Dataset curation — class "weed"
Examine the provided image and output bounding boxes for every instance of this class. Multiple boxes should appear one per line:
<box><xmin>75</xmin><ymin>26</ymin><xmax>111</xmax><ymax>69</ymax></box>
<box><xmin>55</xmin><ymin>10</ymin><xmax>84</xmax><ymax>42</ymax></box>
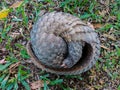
<box><xmin>118</xmin><ymin>85</ymin><xmax>120</xmax><ymax>90</ymax></box>
<box><xmin>39</xmin><ymin>74</ymin><xmax>63</xmax><ymax>89</ymax></box>
<box><xmin>65</xmin><ymin>75</ymin><xmax>83</xmax><ymax>80</ymax></box>
<box><xmin>0</xmin><ymin>60</ymin><xmax>30</xmax><ymax>90</ymax></box>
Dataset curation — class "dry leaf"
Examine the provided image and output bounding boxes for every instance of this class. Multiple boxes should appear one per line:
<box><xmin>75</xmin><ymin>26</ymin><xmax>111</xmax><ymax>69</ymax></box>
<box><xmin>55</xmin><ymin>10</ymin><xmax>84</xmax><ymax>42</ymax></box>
<box><xmin>9</xmin><ymin>32</ymin><xmax>20</xmax><ymax>38</ymax></box>
<box><xmin>103</xmin><ymin>34</ymin><xmax>116</xmax><ymax>41</ymax></box>
<box><xmin>100</xmin><ymin>0</ymin><xmax>110</xmax><ymax>6</ymax></box>
<box><xmin>104</xmin><ymin>0</ymin><xmax>110</xmax><ymax>6</ymax></box>
<box><xmin>101</xmin><ymin>45</ymin><xmax>110</xmax><ymax>51</ymax></box>
<box><xmin>0</xmin><ymin>9</ymin><xmax>10</xmax><ymax>19</ymax></box>
<box><xmin>9</xmin><ymin>62</ymin><xmax>20</xmax><ymax>74</ymax></box>
<box><xmin>0</xmin><ymin>59</ymin><xmax>7</xmax><ymax>64</ymax></box>
<box><xmin>93</xmin><ymin>23</ymin><xmax>103</xmax><ymax>29</ymax></box>
<box><xmin>99</xmin><ymin>79</ymin><xmax>104</xmax><ymax>84</ymax></box>
<box><xmin>30</xmin><ymin>80</ymin><xmax>49</xmax><ymax>90</ymax></box>
<box><xmin>98</xmin><ymin>10</ymin><xmax>107</xmax><ymax>17</ymax></box>
<box><xmin>10</xmin><ymin>1</ymin><xmax>23</xmax><ymax>8</ymax></box>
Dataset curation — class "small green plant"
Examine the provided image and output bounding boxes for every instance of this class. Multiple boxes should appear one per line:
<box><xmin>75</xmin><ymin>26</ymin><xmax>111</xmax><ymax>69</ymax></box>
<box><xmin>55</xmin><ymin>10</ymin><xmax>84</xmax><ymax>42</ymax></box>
<box><xmin>0</xmin><ymin>60</ymin><xmax>30</xmax><ymax>90</ymax></box>
<box><xmin>15</xmin><ymin>43</ymin><xmax>30</xmax><ymax>59</ymax></box>
<box><xmin>118</xmin><ymin>85</ymin><xmax>120</xmax><ymax>90</ymax></box>
<box><xmin>108</xmin><ymin>72</ymin><xmax>119</xmax><ymax>80</ymax></box>
<box><xmin>40</xmin><ymin>74</ymin><xmax>63</xmax><ymax>89</ymax></box>
<box><xmin>65</xmin><ymin>75</ymin><xmax>83</xmax><ymax>80</ymax></box>
<box><xmin>115</xmin><ymin>46</ymin><xmax>120</xmax><ymax>57</ymax></box>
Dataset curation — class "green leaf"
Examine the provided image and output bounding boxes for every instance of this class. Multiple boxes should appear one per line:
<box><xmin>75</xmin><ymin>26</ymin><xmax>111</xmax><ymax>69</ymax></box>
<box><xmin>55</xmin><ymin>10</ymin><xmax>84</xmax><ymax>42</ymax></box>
<box><xmin>117</xmin><ymin>12</ymin><xmax>120</xmax><ymax>21</ymax></box>
<box><xmin>21</xmin><ymin>74</ymin><xmax>30</xmax><ymax>81</ymax></box>
<box><xmin>118</xmin><ymin>85</ymin><xmax>120</xmax><ymax>90</ymax></box>
<box><xmin>65</xmin><ymin>75</ymin><xmax>83</xmax><ymax>80</ymax></box>
<box><xmin>20</xmin><ymin>49</ymin><xmax>30</xmax><ymax>59</ymax></box>
<box><xmin>6</xmin><ymin>77</ymin><xmax>17</xmax><ymax>90</ymax></box>
<box><xmin>50</xmin><ymin>79</ymin><xmax>63</xmax><ymax>85</ymax></box>
<box><xmin>0</xmin><ymin>62</ymin><xmax>12</xmax><ymax>71</ymax></box>
<box><xmin>1</xmin><ymin>25</ymin><xmax>12</xmax><ymax>39</ymax></box>
<box><xmin>13</xmin><ymin>80</ymin><xmax>18</xmax><ymax>90</ymax></box>
<box><xmin>6</xmin><ymin>83</ymin><xmax>14</xmax><ymax>90</ymax></box>
<box><xmin>21</xmin><ymin>8</ymin><xmax>28</xmax><ymax>27</ymax></box>
<box><xmin>15</xmin><ymin>43</ymin><xmax>24</xmax><ymax>48</ymax></box>
<box><xmin>21</xmin><ymin>80</ymin><xmax>30</xmax><ymax>90</ymax></box>
<box><xmin>12</xmin><ymin>18</ymin><xmax>22</xmax><ymax>22</ymax></box>
<box><xmin>115</xmin><ymin>46</ymin><xmax>120</xmax><ymax>56</ymax></box>
<box><xmin>0</xmin><ymin>74</ymin><xmax>6</xmax><ymax>82</ymax></box>
<box><xmin>1</xmin><ymin>74</ymin><xmax>10</xmax><ymax>89</ymax></box>
<box><xmin>43</xmin><ymin>81</ymin><xmax>49</xmax><ymax>90</ymax></box>
<box><xmin>6</xmin><ymin>55</ymin><xmax>19</xmax><ymax>62</ymax></box>
<box><xmin>60</xmin><ymin>0</ymin><xmax>71</xmax><ymax>7</ymax></box>
<box><xmin>80</xmin><ymin>14</ymin><xmax>91</xmax><ymax>19</ymax></box>
<box><xmin>89</xmin><ymin>3</ymin><xmax>94</xmax><ymax>13</ymax></box>
<box><xmin>40</xmin><ymin>74</ymin><xmax>50</xmax><ymax>81</ymax></box>
<box><xmin>17</xmin><ymin>66</ymin><xmax>22</xmax><ymax>81</ymax></box>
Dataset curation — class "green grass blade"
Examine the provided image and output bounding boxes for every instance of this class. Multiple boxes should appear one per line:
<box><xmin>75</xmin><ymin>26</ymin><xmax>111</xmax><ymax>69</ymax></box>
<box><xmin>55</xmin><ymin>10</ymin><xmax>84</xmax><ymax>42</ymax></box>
<box><xmin>21</xmin><ymin>80</ymin><xmax>30</xmax><ymax>90</ymax></box>
<box><xmin>0</xmin><ymin>62</ymin><xmax>12</xmax><ymax>71</ymax></box>
<box><xmin>50</xmin><ymin>79</ymin><xmax>63</xmax><ymax>85</ymax></box>
<box><xmin>1</xmin><ymin>74</ymin><xmax>10</xmax><ymax>89</ymax></box>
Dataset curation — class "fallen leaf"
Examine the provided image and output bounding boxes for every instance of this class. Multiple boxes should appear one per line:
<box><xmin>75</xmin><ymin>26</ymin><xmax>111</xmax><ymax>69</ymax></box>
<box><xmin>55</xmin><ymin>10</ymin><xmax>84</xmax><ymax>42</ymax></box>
<box><xmin>101</xmin><ymin>45</ymin><xmax>110</xmax><ymax>51</ymax></box>
<box><xmin>86</xmin><ymin>85</ymin><xmax>94</xmax><ymax>90</ymax></box>
<box><xmin>104</xmin><ymin>0</ymin><xmax>110</xmax><ymax>6</ymax></box>
<box><xmin>10</xmin><ymin>1</ymin><xmax>23</xmax><ymax>8</ymax></box>
<box><xmin>99</xmin><ymin>79</ymin><xmax>104</xmax><ymax>84</ymax></box>
<box><xmin>98</xmin><ymin>10</ymin><xmax>108</xmax><ymax>17</ymax></box>
<box><xmin>30</xmin><ymin>80</ymin><xmax>49</xmax><ymax>90</ymax></box>
<box><xmin>99</xmin><ymin>0</ymin><xmax>109</xmax><ymax>6</ymax></box>
<box><xmin>9</xmin><ymin>62</ymin><xmax>20</xmax><ymax>74</ymax></box>
<box><xmin>0</xmin><ymin>59</ymin><xmax>7</xmax><ymax>64</ymax></box>
<box><xmin>9</xmin><ymin>32</ymin><xmax>20</xmax><ymax>38</ymax></box>
<box><xmin>103</xmin><ymin>34</ymin><xmax>116</xmax><ymax>41</ymax></box>
<box><xmin>0</xmin><ymin>9</ymin><xmax>10</xmax><ymax>19</ymax></box>
<box><xmin>93</xmin><ymin>23</ymin><xmax>103</xmax><ymax>29</ymax></box>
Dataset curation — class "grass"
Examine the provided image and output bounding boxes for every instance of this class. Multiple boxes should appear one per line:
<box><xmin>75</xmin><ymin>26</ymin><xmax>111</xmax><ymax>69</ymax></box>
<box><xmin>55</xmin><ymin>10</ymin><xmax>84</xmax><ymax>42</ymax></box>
<box><xmin>0</xmin><ymin>0</ymin><xmax>120</xmax><ymax>90</ymax></box>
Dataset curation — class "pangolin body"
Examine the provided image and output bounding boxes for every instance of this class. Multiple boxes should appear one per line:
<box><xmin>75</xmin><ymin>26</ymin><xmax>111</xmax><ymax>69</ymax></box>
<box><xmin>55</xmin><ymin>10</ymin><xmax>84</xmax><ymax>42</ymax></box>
<box><xmin>29</xmin><ymin>11</ymin><xmax>100</xmax><ymax>74</ymax></box>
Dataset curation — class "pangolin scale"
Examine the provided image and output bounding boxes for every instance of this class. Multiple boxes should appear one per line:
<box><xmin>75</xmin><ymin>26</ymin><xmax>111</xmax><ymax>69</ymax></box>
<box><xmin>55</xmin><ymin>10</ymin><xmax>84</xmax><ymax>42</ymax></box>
<box><xmin>27</xmin><ymin>11</ymin><xmax>100</xmax><ymax>75</ymax></box>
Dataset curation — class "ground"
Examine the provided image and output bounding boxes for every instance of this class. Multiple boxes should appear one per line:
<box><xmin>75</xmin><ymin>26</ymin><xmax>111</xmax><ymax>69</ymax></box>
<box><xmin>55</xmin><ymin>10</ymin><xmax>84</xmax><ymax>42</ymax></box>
<box><xmin>0</xmin><ymin>0</ymin><xmax>120</xmax><ymax>90</ymax></box>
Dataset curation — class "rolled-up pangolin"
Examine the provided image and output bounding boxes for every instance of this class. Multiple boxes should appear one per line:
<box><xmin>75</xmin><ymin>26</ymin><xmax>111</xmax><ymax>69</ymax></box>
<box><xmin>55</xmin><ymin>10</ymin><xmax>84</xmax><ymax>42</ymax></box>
<box><xmin>30</xmin><ymin>11</ymin><xmax>100</xmax><ymax>74</ymax></box>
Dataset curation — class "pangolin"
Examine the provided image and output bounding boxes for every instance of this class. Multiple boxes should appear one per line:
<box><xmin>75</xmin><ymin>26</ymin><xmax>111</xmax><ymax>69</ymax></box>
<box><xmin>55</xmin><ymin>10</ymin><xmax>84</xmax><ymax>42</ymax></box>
<box><xmin>28</xmin><ymin>11</ymin><xmax>100</xmax><ymax>75</ymax></box>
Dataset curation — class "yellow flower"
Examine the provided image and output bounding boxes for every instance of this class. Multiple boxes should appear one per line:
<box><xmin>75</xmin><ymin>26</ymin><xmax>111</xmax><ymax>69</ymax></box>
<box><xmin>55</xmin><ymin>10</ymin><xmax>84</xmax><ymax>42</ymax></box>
<box><xmin>0</xmin><ymin>9</ymin><xmax>10</xmax><ymax>19</ymax></box>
